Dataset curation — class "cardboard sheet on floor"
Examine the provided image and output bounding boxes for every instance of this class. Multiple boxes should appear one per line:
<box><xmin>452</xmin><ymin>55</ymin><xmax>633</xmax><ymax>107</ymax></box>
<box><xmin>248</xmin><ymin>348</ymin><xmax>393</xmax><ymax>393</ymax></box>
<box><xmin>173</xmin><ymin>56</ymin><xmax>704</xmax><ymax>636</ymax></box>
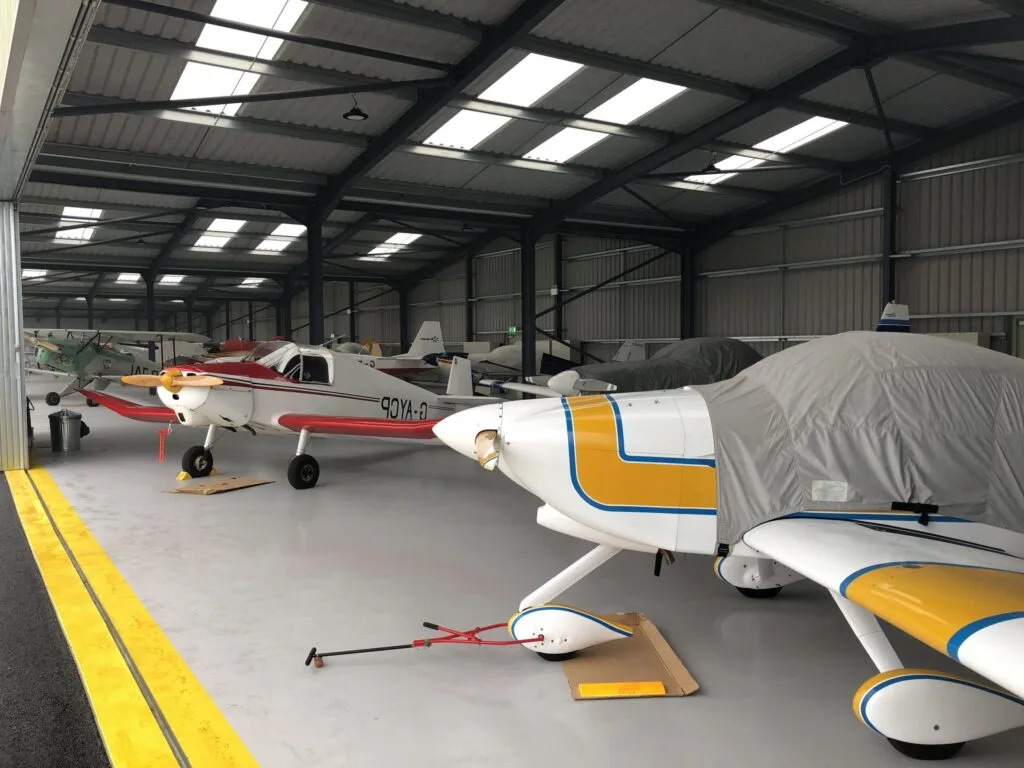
<box><xmin>166</xmin><ymin>476</ymin><xmax>273</xmax><ymax>495</ymax></box>
<box><xmin>561</xmin><ymin>612</ymin><xmax>698</xmax><ymax>700</ymax></box>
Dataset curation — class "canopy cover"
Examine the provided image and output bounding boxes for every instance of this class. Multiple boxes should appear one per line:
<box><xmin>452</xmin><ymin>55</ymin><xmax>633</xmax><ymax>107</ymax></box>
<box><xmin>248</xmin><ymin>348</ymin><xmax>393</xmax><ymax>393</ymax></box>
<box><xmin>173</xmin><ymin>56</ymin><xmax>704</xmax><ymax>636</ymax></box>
<box><xmin>572</xmin><ymin>337</ymin><xmax>763</xmax><ymax>392</ymax></box>
<box><xmin>691</xmin><ymin>331</ymin><xmax>1024</xmax><ymax>545</ymax></box>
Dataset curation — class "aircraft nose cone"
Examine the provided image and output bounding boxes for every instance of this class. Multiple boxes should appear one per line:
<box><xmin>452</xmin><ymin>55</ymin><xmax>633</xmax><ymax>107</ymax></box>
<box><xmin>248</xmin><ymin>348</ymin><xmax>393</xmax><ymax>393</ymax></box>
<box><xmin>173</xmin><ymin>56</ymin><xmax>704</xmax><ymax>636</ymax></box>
<box><xmin>546</xmin><ymin>370</ymin><xmax>580</xmax><ymax>396</ymax></box>
<box><xmin>432</xmin><ymin>403</ymin><xmax>502</xmax><ymax>462</ymax></box>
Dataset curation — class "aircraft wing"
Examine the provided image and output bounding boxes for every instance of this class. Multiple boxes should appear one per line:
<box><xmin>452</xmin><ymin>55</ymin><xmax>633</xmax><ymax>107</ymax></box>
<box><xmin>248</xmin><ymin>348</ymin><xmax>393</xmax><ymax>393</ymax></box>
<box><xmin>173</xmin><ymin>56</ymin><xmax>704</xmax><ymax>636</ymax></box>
<box><xmin>479</xmin><ymin>378</ymin><xmax>561</xmax><ymax>398</ymax></box>
<box><xmin>276</xmin><ymin>414</ymin><xmax>441</xmax><ymax>439</ymax></box>
<box><xmin>79</xmin><ymin>389</ymin><xmax>177</xmax><ymax>424</ymax></box>
<box><xmin>27</xmin><ymin>328</ymin><xmax>210</xmax><ymax>344</ymax></box>
<box><xmin>743</xmin><ymin>517</ymin><xmax>1024</xmax><ymax>699</ymax></box>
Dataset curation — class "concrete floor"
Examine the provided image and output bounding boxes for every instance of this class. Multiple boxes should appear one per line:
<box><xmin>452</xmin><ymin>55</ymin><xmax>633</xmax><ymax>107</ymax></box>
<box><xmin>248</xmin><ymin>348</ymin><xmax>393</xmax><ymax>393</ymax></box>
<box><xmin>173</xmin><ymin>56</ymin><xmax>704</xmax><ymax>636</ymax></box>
<box><xmin>27</xmin><ymin>376</ymin><xmax>1024</xmax><ymax>767</ymax></box>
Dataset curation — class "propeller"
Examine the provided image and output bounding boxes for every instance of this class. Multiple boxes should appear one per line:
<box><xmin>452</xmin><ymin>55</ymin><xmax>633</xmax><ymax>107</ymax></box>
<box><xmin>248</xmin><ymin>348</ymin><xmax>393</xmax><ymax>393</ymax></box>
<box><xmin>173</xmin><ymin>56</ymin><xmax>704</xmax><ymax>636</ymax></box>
<box><xmin>121</xmin><ymin>368</ymin><xmax>224</xmax><ymax>393</ymax></box>
<box><xmin>24</xmin><ymin>334</ymin><xmax>60</xmax><ymax>353</ymax></box>
<box><xmin>474</xmin><ymin>429</ymin><xmax>499</xmax><ymax>471</ymax></box>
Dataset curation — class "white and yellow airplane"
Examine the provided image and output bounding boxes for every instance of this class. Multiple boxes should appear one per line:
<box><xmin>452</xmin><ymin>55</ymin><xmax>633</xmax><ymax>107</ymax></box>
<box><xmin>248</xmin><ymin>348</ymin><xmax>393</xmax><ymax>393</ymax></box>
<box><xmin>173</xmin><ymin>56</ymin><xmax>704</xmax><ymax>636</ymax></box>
<box><xmin>431</xmin><ymin>328</ymin><xmax>1024</xmax><ymax>761</ymax></box>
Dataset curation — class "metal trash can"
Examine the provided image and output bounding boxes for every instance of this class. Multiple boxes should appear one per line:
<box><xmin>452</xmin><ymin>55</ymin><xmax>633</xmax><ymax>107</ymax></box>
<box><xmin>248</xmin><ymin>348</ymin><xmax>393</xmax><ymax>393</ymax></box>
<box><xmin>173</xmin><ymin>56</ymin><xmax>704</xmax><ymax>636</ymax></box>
<box><xmin>49</xmin><ymin>409</ymin><xmax>83</xmax><ymax>453</ymax></box>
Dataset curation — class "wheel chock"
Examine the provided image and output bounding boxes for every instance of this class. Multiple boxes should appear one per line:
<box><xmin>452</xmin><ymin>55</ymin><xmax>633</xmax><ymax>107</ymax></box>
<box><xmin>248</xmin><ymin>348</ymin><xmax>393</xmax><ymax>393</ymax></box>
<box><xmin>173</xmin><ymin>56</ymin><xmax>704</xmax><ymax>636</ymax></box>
<box><xmin>176</xmin><ymin>471</ymin><xmax>193</xmax><ymax>481</ymax></box>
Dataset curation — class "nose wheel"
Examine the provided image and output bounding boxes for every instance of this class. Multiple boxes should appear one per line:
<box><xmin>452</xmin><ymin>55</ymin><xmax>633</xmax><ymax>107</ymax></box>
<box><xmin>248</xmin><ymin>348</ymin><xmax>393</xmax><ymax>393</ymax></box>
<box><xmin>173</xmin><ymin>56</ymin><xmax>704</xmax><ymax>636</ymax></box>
<box><xmin>288</xmin><ymin>454</ymin><xmax>320</xmax><ymax>490</ymax></box>
<box><xmin>182</xmin><ymin>445</ymin><xmax>214</xmax><ymax>478</ymax></box>
<box><xmin>45</xmin><ymin>392</ymin><xmax>60</xmax><ymax>406</ymax></box>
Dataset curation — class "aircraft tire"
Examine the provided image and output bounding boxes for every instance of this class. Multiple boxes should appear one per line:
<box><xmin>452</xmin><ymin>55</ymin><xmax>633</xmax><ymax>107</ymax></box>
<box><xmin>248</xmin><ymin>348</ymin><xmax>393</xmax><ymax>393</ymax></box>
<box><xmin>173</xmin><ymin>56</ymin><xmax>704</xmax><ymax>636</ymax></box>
<box><xmin>887</xmin><ymin>739</ymin><xmax>965</xmax><ymax>761</ymax></box>
<box><xmin>86</xmin><ymin>398</ymin><xmax>99</xmax><ymax>407</ymax></box>
<box><xmin>736</xmin><ymin>586</ymin><xmax>783</xmax><ymax>599</ymax></box>
<box><xmin>288</xmin><ymin>455</ymin><xmax>319</xmax><ymax>490</ymax></box>
<box><xmin>182</xmin><ymin>445</ymin><xmax>213</xmax><ymax>478</ymax></box>
<box><xmin>45</xmin><ymin>392</ymin><xmax>60</xmax><ymax>406</ymax></box>
<box><xmin>536</xmin><ymin>651</ymin><xmax>576</xmax><ymax>662</ymax></box>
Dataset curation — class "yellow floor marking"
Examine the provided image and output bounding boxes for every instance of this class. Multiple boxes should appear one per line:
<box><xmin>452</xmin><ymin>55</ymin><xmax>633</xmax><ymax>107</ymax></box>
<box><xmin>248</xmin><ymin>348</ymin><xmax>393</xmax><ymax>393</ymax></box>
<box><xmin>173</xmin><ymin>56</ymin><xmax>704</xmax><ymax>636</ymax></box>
<box><xmin>6</xmin><ymin>471</ymin><xmax>179</xmax><ymax>768</ymax></box>
<box><xmin>28</xmin><ymin>468</ymin><xmax>259</xmax><ymax>768</ymax></box>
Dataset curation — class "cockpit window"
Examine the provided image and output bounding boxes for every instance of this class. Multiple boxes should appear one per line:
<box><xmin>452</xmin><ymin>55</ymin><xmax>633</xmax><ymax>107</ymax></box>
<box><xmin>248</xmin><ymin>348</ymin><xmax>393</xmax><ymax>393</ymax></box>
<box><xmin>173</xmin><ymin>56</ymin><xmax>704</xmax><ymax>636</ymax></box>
<box><xmin>242</xmin><ymin>340</ymin><xmax>290</xmax><ymax>362</ymax></box>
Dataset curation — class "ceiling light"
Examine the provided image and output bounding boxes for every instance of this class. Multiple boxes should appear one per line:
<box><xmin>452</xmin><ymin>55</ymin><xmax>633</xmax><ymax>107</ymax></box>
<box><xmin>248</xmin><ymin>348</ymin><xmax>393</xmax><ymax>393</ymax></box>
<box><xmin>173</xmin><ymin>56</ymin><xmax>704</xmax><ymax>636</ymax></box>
<box><xmin>684</xmin><ymin>116</ymin><xmax>847</xmax><ymax>186</ymax></box>
<box><xmin>109</xmin><ymin>298</ymin><xmax>128</xmax><ymax>302</ymax></box>
<box><xmin>423</xmin><ymin>54</ymin><xmax>583</xmax><ymax>150</ymax></box>
<box><xmin>171</xmin><ymin>299</ymin><xmax>186</xmax><ymax>304</ymax></box>
<box><xmin>344</xmin><ymin>106</ymin><xmax>369</xmax><ymax>121</ymax></box>
<box><xmin>239</xmin><ymin>277</ymin><xmax>265</xmax><ymax>287</ymax></box>
<box><xmin>160</xmin><ymin>274</ymin><xmax>186</xmax><ymax>284</ymax></box>
<box><xmin>116</xmin><ymin>272</ymin><xmax>141</xmax><ymax>283</ymax></box>
<box><xmin>54</xmin><ymin>206</ymin><xmax>103</xmax><ymax>241</ymax></box>
<box><xmin>525</xmin><ymin>78</ymin><xmax>686</xmax><ymax>164</ymax></box>
<box><xmin>22</xmin><ymin>269</ymin><xmax>48</xmax><ymax>279</ymax></box>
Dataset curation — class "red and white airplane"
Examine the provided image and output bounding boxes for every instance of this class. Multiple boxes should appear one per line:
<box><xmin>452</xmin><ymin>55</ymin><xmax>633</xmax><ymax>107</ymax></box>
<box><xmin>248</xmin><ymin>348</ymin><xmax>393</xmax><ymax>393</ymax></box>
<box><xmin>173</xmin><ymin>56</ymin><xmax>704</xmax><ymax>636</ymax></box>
<box><xmin>432</xmin><ymin>328</ymin><xmax>1024</xmax><ymax>762</ymax></box>
<box><xmin>83</xmin><ymin>338</ymin><xmax>496</xmax><ymax>489</ymax></box>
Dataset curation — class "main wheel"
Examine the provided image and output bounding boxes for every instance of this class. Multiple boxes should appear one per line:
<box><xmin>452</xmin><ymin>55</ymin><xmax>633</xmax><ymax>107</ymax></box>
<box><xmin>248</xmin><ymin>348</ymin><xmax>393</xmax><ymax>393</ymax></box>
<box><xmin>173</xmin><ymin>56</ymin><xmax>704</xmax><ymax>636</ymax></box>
<box><xmin>182</xmin><ymin>445</ymin><xmax>213</xmax><ymax>478</ymax></box>
<box><xmin>288</xmin><ymin>454</ymin><xmax>320</xmax><ymax>490</ymax></box>
<box><xmin>887</xmin><ymin>739</ymin><xmax>966</xmax><ymax>761</ymax></box>
<box><xmin>736</xmin><ymin>586</ymin><xmax>783</xmax><ymax>599</ymax></box>
<box><xmin>537</xmin><ymin>651</ymin><xmax>576</xmax><ymax>662</ymax></box>
<box><xmin>86</xmin><ymin>398</ymin><xmax>98</xmax><ymax>407</ymax></box>
<box><xmin>45</xmin><ymin>392</ymin><xmax>60</xmax><ymax>406</ymax></box>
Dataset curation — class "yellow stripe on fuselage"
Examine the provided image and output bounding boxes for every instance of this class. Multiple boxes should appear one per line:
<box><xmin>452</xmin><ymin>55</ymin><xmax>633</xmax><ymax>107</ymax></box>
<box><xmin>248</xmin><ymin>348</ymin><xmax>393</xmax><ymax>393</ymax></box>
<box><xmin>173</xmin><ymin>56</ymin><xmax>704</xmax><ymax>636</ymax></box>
<box><xmin>564</xmin><ymin>395</ymin><xmax>716</xmax><ymax>512</ymax></box>
<box><xmin>843</xmin><ymin>563</ymin><xmax>1024</xmax><ymax>659</ymax></box>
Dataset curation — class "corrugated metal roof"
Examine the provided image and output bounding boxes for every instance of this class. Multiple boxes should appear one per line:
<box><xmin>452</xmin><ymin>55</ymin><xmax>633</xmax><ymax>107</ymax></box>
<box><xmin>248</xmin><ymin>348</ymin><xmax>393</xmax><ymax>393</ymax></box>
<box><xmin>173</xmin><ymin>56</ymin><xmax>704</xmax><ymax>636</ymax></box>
<box><xmin>802</xmin><ymin>59</ymin><xmax>935</xmax><ymax>114</ymax></box>
<box><xmin>883</xmin><ymin>75</ymin><xmax>1012</xmax><ymax>127</ymax></box>
<box><xmin>70</xmin><ymin>43</ymin><xmax>183</xmax><ymax>101</ymax></box>
<box><xmin>533</xmin><ymin>0</ymin><xmax>717</xmax><ymax>63</ymax></box>
<box><xmin>191</xmin><ymin>127</ymin><xmax>361</xmax><ymax>172</ymax></box>
<box><xmin>366</xmin><ymin>151</ymin><xmax>486</xmax><ymax>188</ymax></box>
<box><xmin>49</xmin><ymin>114</ymin><xmax>208</xmax><ymax>157</ymax></box>
<box><xmin>818</xmin><ymin>0</ymin><xmax>997</xmax><ymax>27</ymax></box>
<box><xmin>652</xmin><ymin>9</ymin><xmax>844</xmax><ymax>89</ymax></box>
<box><xmin>392</xmin><ymin>0</ymin><xmax>521</xmax><ymax>25</ymax></box>
<box><xmin>661</xmin><ymin>190</ymin><xmax>750</xmax><ymax>219</ymax></box>
<box><xmin>21</xmin><ymin>182</ymin><xmax>198</xmax><ymax>209</ymax></box>
<box><xmin>461</xmin><ymin>164</ymin><xmax>592</xmax><ymax>199</ymax></box>
<box><xmin>95</xmin><ymin>0</ymin><xmax>211</xmax><ymax>43</ymax></box>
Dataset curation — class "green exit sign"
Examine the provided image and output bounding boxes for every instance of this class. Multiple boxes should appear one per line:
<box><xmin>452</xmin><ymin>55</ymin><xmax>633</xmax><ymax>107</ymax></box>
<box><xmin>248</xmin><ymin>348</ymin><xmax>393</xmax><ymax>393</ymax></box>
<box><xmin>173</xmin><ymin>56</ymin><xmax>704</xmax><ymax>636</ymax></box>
<box><xmin>508</xmin><ymin>325</ymin><xmax>517</xmax><ymax>333</ymax></box>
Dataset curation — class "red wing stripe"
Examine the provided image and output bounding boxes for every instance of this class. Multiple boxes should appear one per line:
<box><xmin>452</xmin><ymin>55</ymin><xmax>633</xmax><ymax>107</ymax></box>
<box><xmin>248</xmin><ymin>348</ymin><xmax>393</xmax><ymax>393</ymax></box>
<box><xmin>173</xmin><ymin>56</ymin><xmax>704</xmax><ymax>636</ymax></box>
<box><xmin>277</xmin><ymin>414</ymin><xmax>440</xmax><ymax>439</ymax></box>
<box><xmin>80</xmin><ymin>389</ymin><xmax>176</xmax><ymax>424</ymax></box>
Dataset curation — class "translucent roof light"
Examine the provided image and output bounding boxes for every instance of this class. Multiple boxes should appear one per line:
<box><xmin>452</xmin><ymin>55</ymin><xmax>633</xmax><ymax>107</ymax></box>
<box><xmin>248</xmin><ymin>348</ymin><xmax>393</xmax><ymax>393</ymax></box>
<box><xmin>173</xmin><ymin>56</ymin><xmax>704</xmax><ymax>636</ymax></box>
<box><xmin>22</xmin><ymin>269</ymin><xmax>48</xmax><ymax>279</ymax></box>
<box><xmin>423</xmin><ymin>54</ymin><xmax>583</xmax><ymax>150</ymax></box>
<box><xmin>524</xmin><ymin>78</ymin><xmax>686</xmax><ymax>164</ymax></box>
<box><xmin>109</xmin><ymin>298</ymin><xmax>128</xmax><ymax>302</ymax></box>
<box><xmin>193</xmin><ymin>218</ymin><xmax>247</xmax><ymax>249</ymax></box>
<box><xmin>53</xmin><ymin>206</ymin><xmax>103</xmax><ymax>241</ymax></box>
<box><xmin>160</xmin><ymin>274</ymin><xmax>186</xmax><ymax>284</ymax></box>
<box><xmin>254</xmin><ymin>222</ymin><xmax>307</xmax><ymax>252</ymax></box>
<box><xmin>171</xmin><ymin>299</ymin><xmax>186</xmax><ymax>304</ymax></box>
<box><xmin>239</xmin><ymin>277</ymin><xmax>265</xmax><ymax>287</ymax></box>
<box><xmin>359</xmin><ymin>232</ymin><xmax>421</xmax><ymax>262</ymax></box>
<box><xmin>170</xmin><ymin>0</ymin><xmax>308</xmax><ymax>117</ymax></box>
<box><xmin>684</xmin><ymin>116</ymin><xmax>847</xmax><ymax>186</ymax></box>
<box><xmin>116</xmin><ymin>272</ymin><xmax>141</xmax><ymax>283</ymax></box>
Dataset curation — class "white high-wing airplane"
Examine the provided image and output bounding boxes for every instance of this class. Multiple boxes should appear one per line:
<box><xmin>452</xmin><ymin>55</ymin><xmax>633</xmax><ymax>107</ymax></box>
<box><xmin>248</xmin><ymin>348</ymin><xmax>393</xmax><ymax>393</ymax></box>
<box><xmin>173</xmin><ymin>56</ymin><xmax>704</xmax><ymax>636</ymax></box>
<box><xmin>85</xmin><ymin>339</ymin><xmax>498</xmax><ymax>489</ymax></box>
<box><xmin>331</xmin><ymin>321</ymin><xmax>447</xmax><ymax>378</ymax></box>
<box><xmin>431</xmin><ymin>329</ymin><xmax>1024</xmax><ymax>762</ymax></box>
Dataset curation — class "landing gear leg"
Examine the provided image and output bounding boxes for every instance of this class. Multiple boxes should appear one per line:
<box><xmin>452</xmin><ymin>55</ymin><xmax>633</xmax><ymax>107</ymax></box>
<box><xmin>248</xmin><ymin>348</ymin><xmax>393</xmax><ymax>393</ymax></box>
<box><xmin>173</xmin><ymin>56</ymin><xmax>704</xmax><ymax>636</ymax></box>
<box><xmin>287</xmin><ymin>428</ymin><xmax>319</xmax><ymax>490</ymax></box>
<box><xmin>182</xmin><ymin>425</ymin><xmax>217</xmax><ymax>478</ymax></box>
<box><xmin>510</xmin><ymin>544</ymin><xmax>624</xmax><ymax>661</ymax></box>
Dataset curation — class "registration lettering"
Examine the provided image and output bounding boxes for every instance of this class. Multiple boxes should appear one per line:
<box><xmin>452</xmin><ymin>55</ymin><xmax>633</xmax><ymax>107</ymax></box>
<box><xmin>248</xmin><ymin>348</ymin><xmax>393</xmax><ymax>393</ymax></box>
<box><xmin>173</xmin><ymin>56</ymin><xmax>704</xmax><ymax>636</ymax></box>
<box><xmin>380</xmin><ymin>396</ymin><xmax>428</xmax><ymax>420</ymax></box>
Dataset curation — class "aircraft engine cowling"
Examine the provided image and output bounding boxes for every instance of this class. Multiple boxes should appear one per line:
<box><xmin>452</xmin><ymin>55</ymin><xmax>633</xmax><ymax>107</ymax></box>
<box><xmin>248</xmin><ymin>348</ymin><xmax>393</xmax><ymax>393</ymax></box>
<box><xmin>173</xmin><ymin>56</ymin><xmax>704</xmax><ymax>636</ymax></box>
<box><xmin>158</xmin><ymin>380</ymin><xmax>253</xmax><ymax>428</ymax></box>
<box><xmin>536</xmin><ymin>504</ymin><xmax>658</xmax><ymax>553</ymax></box>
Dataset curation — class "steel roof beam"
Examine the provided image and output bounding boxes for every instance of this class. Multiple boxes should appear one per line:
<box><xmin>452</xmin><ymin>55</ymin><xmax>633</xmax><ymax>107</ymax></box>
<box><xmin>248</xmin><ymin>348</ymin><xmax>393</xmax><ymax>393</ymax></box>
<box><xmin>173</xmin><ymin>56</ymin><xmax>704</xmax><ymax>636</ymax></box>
<box><xmin>19</xmin><ymin>257</ymin><xmax>393</xmax><ymax>282</ymax></box>
<box><xmin>103</xmin><ymin>0</ymin><xmax>452</xmax><ymax>72</ymax></box>
<box><xmin>309</xmin><ymin>0</ymin><xmax>569</xmax><ymax>225</ymax></box>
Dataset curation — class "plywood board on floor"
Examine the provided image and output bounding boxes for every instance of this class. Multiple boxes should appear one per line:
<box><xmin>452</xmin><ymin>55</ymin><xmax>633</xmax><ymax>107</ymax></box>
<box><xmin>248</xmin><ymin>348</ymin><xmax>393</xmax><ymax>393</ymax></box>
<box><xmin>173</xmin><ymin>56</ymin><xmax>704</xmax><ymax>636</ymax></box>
<box><xmin>562</xmin><ymin>612</ymin><xmax>698</xmax><ymax>700</ymax></box>
<box><xmin>166</xmin><ymin>476</ymin><xmax>273</xmax><ymax>495</ymax></box>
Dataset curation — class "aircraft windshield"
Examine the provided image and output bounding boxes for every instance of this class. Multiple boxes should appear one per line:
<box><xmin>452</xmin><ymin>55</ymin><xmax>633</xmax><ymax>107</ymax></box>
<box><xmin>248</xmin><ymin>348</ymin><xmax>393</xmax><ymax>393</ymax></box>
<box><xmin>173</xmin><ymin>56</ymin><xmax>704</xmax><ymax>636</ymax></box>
<box><xmin>242</xmin><ymin>340</ymin><xmax>291</xmax><ymax>362</ymax></box>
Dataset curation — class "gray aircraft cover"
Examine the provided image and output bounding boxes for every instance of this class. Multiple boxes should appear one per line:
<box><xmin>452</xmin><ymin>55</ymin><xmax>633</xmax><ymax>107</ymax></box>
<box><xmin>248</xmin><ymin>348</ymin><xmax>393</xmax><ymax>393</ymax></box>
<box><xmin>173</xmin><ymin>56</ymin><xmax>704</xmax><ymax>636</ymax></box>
<box><xmin>572</xmin><ymin>337</ymin><xmax>763</xmax><ymax>392</ymax></box>
<box><xmin>690</xmin><ymin>331</ymin><xmax>1024</xmax><ymax>545</ymax></box>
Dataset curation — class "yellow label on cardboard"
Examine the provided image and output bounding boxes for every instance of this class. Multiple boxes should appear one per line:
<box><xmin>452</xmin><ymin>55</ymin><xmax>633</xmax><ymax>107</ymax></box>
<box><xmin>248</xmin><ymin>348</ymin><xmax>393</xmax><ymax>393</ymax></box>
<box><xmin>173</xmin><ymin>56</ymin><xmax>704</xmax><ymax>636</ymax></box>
<box><xmin>577</xmin><ymin>681</ymin><xmax>666</xmax><ymax>698</ymax></box>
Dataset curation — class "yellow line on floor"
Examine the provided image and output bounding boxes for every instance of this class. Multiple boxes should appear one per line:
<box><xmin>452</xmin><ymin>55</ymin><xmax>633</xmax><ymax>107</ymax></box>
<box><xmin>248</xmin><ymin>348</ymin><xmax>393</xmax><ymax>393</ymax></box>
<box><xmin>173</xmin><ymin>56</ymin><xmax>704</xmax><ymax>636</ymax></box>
<box><xmin>27</xmin><ymin>467</ymin><xmax>260</xmax><ymax>768</ymax></box>
<box><xmin>6</xmin><ymin>470</ymin><xmax>179</xmax><ymax>768</ymax></box>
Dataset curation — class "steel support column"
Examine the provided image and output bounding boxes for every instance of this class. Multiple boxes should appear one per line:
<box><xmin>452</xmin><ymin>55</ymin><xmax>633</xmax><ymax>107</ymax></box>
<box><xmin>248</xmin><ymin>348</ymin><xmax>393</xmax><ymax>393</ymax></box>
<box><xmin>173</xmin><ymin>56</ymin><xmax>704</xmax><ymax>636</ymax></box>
<box><xmin>185</xmin><ymin>300</ymin><xmax>195</xmax><ymax>333</ymax></box>
<box><xmin>881</xmin><ymin>166</ymin><xmax>899</xmax><ymax>308</ymax></box>
<box><xmin>348</xmin><ymin>281</ymin><xmax>356</xmax><ymax>341</ymax></box>
<box><xmin>145</xmin><ymin>272</ymin><xmax>157</xmax><ymax>359</ymax></box>
<box><xmin>521</xmin><ymin>226</ymin><xmax>537</xmax><ymax>378</ymax></box>
<box><xmin>247</xmin><ymin>300</ymin><xmax>255</xmax><ymax>340</ymax></box>
<box><xmin>307</xmin><ymin>222</ymin><xmax>325</xmax><ymax>345</ymax></box>
<box><xmin>680</xmin><ymin>245</ymin><xmax>697</xmax><ymax>339</ymax></box>
<box><xmin>86</xmin><ymin>297</ymin><xmax>94</xmax><ymax>329</ymax></box>
<box><xmin>0</xmin><ymin>203</ymin><xmax>28</xmax><ymax>470</ymax></box>
<box><xmin>399</xmin><ymin>287</ymin><xmax>411</xmax><ymax>351</ymax></box>
<box><xmin>464</xmin><ymin>253</ymin><xmax>475</xmax><ymax>341</ymax></box>
<box><xmin>553</xmin><ymin>234</ymin><xmax>564</xmax><ymax>340</ymax></box>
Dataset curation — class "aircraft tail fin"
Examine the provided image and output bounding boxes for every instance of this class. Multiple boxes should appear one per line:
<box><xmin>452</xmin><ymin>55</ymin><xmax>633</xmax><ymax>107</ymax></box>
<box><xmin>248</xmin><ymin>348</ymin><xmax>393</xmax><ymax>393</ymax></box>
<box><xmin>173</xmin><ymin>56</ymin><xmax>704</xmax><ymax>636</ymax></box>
<box><xmin>613</xmin><ymin>340</ymin><xmax>645</xmax><ymax>361</ymax></box>
<box><xmin>407</xmin><ymin>321</ymin><xmax>444</xmax><ymax>358</ymax></box>
<box><xmin>445</xmin><ymin>355</ymin><xmax>473</xmax><ymax>397</ymax></box>
<box><xmin>877</xmin><ymin>302</ymin><xmax>910</xmax><ymax>333</ymax></box>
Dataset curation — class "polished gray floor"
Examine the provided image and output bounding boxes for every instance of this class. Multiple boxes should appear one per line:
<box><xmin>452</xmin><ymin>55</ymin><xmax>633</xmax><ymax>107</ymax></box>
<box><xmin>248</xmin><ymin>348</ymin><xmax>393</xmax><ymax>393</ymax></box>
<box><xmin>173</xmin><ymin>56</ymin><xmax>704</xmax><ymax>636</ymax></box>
<box><xmin>29</xmin><ymin>378</ymin><xmax>1024</xmax><ymax>767</ymax></box>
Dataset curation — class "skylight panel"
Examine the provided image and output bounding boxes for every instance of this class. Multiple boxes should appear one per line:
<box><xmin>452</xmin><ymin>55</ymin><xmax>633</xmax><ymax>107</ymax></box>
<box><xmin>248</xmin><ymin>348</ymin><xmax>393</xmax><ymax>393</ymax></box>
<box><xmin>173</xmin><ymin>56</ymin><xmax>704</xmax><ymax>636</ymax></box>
<box><xmin>171</xmin><ymin>0</ymin><xmax>308</xmax><ymax>117</ymax></box>
<box><xmin>254</xmin><ymin>222</ymin><xmax>307</xmax><ymax>252</ymax></box>
<box><xmin>160</xmin><ymin>274</ymin><xmax>185</xmax><ymax>284</ymax></box>
<box><xmin>684</xmin><ymin>116</ymin><xmax>847</xmax><ymax>186</ymax></box>
<box><xmin>171</xmin><ymin>299</ymin><xmax>186</xmax><ymax>304</ymax></box>
<box><xmin>239</xmin><ymin>277</ymin><xmax>265</xmax><ymax>288</ymax></box>
<box><xmin>524</xmin><ymin>78</ymin><xmax>686</xmax><ymax>164</ymax></box>
<box><xmin>54</xmin><ymin>206</ymin><xmax>102</xmax><ymax>240</ymax></box>
<box><xmin>359</xmin><ymin>232</ymin><xmax>421</xmax><ymax>261</ymax></box>
<box><xmin>22</xmin><ymin>269</ymin><xmax>48</xmax><ymax>279</ymax></box>
<box><xmin>109</xmin><ymin>298</ymin><xmax>128</xmax><ymax>302</ymax></box>
<box><xmin>423</xmin><ymin>54</ymin><xmax>583</xmax><ymax>150</ymax></box>
<box><xmin>193</xmin><ymin>218</ymin><xmax>247</xmax><ymax>249</ymax></box>
<box><xmin>116</xmin><ymin>272</ymin><xmax>141</xmax><ymax>283</ymax></box>
<box><xmin>74</xmin><ymin>297</ymin><xmax>86</xmax><ymax>301</ymax></box>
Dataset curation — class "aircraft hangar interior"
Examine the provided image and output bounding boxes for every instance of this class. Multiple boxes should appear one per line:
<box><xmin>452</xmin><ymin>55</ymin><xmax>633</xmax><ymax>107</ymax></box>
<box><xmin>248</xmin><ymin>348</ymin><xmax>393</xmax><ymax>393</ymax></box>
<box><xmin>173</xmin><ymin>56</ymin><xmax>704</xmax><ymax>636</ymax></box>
<box><xmin>4</xmin><ymin>1</ymin><xmax>1024</xmax><ymax>766</ymax></box>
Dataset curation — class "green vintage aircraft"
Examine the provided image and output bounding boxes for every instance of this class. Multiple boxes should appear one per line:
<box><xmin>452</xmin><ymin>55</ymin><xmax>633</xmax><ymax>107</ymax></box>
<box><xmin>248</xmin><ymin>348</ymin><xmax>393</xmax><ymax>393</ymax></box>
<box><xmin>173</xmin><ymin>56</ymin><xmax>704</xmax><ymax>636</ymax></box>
<box><xmin>24</xmin><ymin>328</ymin><xmax>211</xmax><ymax>406</ymax></box>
